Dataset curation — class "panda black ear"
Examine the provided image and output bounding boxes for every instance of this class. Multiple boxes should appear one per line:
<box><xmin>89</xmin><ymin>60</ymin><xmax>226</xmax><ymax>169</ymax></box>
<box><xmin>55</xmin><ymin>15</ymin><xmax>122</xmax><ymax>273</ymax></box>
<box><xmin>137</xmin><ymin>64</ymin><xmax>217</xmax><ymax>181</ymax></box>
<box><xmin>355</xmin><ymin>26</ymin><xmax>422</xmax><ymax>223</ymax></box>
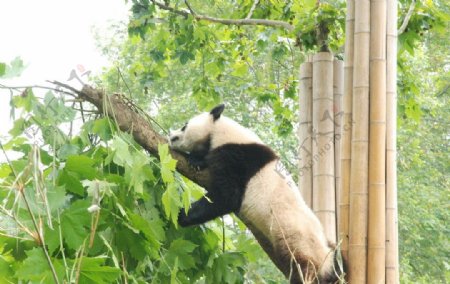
<box><xmin>210</xmin><ymin>104</ymin><xmax>225</xmax><ymax>121</ymax></box>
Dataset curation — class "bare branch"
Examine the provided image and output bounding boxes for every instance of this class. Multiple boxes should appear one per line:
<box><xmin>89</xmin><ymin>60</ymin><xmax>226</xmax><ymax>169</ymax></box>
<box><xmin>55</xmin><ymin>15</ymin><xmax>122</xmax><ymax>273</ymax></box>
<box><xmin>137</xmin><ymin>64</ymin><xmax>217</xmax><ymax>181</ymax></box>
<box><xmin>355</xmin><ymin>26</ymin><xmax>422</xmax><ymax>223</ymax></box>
<box><xmin>150</xmin><ymin>0</ymin><xmax>294</xmax><ymax>31</ymax></box>
<box><xmin>398</xmin><ymin>0</ymin><xmax>416</xmax><ymax>35</ymax></box>
<box><xmin>184</xmin><ymin>0</ymin><xmax>196</xmax><ymax>16</ymax></box>
<box><xmin>50</xmin><ymin>82</ymin><xmax>209</xmax><ymax>186</ymax></box>
<box><xmin>245</xmin><ymin>0</ymin><xmax>259</xmax><ymax>19</ymax></box>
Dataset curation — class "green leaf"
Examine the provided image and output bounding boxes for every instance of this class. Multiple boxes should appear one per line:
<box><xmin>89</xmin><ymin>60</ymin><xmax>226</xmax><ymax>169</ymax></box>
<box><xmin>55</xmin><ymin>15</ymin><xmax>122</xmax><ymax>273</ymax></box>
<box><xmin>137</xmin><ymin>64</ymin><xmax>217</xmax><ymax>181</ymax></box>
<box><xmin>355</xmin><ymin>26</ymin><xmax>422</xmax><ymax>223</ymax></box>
<box><xmin>12</xmin><ymin>89</ymin><xmax>36</xmax><ymax>112</ymax></box>
<box><xmin>58</xmin><ymin>169</ymin><xmax>85</xmax><ymax>196</ymax></box>
<box><xmin>47</xmin><ymin>184</ymin><xmax>69</xmax><ymax>213</ymax></box>
<box><xmin>231</xmin><ymin>61</ymin><xmax>248</xmax><ymax>77</ymax></box>
<box><xmin>0</xmin><ymin>245</ymin><xmax>14</xmax><ymax>283</ymax></box>
<box><xmin>205</xmin><ymin>61</ymin><xmax>221</xmax><ymax>77</ymax></box>
<box><xmin>92</xmin><ymin>118</ymin><xmax>114</xmax><ymax>141</ymax></box>
<box><xmin>8</xmin><ymin>117</ymin><xmax>28</xmax><ymax>137</ymax></box>
<box><xmin>0</xmin><ymin>163</ymin><xmax>12</xmax><ymax>179</ymax></box>
<box><xmin>65</xmin><ymin>155</ymin><xmax>96</xmax><ymax>179</ymax></box>
<box><xmin>158</xmin><ymin>143</ymin><xmax>177</xmax><ymax>184</ymax></box>
<box><xmin>126</xmin><ymin>152</ymin><xmax>153</xmax><ymax>194</ymax></box>
<box><xmin>44</xmin><ymin>224</ymin><xmax>62</xmax><ymax>255</ymax></box>
<box><xmin>15</xmin><ymin>247</ymin><xmax>65</xmax><ymax>284</ymax></box>
<box><xmin>128</xmin><ymin>212</ymin><xmax>164</xmax><ymax>257</ymax></box>
<box><xmin>161</xmin><ymin>182</ymin><xmax>181</xmax><ymax>225</ymax></box>
<box><xmin>60</xmin><ymin>200</ymin><xmax>91</xmax><ymax>250</ymax></box>
<box><xmin>210</xmin><ymin>252</ymin><xmax>246</xmax><ymax>283</ymax></box>
<box><xmin>2</xmin><ymin>57</ymin><xmax>26</xmax><ymax>78</ymax></box>
<box><xmin>77</xmin><ymin>257</ymin><xmax>121</xmax><ymax>284</ymax></box>
<box><xmin>110</xmin><ymin>136</ymin><xmax>132</xmax><ymax>166</ymax></box>
<box><xmin>163</xmin><ymin>239</ymin><xmax>197</xmax><ymax>272</ymax></box>
<box><xmin>0</xmin><ymin>62</ymin><xmax>5</xmax><ymax>77</ymax></box>
<box><xmin>116</xmin><ymin>227</ymin><xmax>149</xmax><ymax>261</ymax></box>
<box><xmin>57</xmin><ymin>144</ymin><xmax>80</xmax><ymax>160</ymax></box>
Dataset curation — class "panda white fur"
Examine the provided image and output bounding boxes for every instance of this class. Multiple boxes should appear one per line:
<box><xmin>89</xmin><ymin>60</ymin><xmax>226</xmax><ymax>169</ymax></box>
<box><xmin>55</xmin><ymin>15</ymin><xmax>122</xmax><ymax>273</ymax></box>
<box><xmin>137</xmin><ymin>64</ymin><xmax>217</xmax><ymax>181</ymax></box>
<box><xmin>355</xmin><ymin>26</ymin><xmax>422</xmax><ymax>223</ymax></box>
<box><xmin>169</xmin><ymin>104</ymin><xmax>345</xmax><ymax>283</ymax></box>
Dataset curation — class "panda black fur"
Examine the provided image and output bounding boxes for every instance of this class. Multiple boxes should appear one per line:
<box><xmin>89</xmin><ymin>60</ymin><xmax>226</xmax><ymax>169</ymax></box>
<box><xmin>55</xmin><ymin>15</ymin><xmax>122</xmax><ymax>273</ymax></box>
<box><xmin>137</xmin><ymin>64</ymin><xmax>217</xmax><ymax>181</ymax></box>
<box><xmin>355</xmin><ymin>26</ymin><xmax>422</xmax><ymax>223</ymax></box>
<box><xmin>169</xmin><ymin>104</ymin><xmax>345</xmax><ymax>283</ymax></box>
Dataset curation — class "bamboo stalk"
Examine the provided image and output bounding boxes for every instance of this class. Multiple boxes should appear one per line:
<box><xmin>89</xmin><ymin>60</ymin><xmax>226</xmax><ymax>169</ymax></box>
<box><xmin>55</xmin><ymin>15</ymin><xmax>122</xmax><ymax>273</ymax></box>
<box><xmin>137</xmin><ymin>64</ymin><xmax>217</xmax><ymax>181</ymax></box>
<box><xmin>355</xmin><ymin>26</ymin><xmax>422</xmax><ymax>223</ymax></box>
<box><xmin>299</xmin><ymin>59</ymin><xmax>313</xmax><ymax>208</ymax></box>
<box><xmin>339</xmin><ymin>0</ymin><xmax>355</xmax><ymax>263</ymax></box>
<box><xmin>386</xmin><ymin>0</ymin><xmax>399</xmax><ymax>282</ymax></box>
<box><xmin>367</xmin><ymin>0</ymin><xmax>387</xmax><ymax>282</ymax></box>
<box><xmin>333</xmin><ymin>59</ymin><xmax>344</xmax><ymax>239</ymax></box>
<box><xmin>312</xmin><ymin>52</ymin><xmax>336</xmax><ymax>242</ymax></box>
<box><xmin>348</xmin><ymin>0</ymin><xmax>370</xmax><ymax>282</ymax></box>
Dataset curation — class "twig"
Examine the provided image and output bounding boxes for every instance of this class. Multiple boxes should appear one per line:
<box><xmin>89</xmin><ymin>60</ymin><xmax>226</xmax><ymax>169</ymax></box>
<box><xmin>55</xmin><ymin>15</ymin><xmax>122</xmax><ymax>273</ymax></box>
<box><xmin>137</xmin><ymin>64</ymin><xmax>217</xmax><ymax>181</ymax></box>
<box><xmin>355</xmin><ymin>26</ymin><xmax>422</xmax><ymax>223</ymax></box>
<box><xmin>74</xmin><ymin>240</ymin><xmax>87</xmax><ymax>284</ymax></box>
<box><xmin>184</xmin><ymin>0</ymin><xmax>196</xmax><ymax>16</ymax></box>
<box><xmin>48</xmin><ymin>80</ymin><xmax>84</xmax><ymax>96</ymax></box>
<box><xmin>0</xmin><ymin>83</ymin><xmax>77</xmax><ymax>98</ymax></box>
<box><xmin>0</xmin><ymin>142</ymin><xmax>60</xmax><ymax>283</ymax></box>
<box><xmin>398</xmin><ymin>0</ymin><xmax>416</xmax><ymax>35</ymax></box>
<box><xmin>245</xmin><ymin>0</ymin><xmax>259</xmax><ymax>19</ymax></box>
<box><xmin>20</xmin><ymin>184</ymin><xmax>60</xmax><ymax>284</ymax></box>
<box><xmin>116</xmin><ymin>67</ymin><xmax>133</xmax><ymax>99</ymax></box>
<box><xmin>150</xmin><ymin>0</ymin><xmax>294</xmax><ymax>31</ymax></box>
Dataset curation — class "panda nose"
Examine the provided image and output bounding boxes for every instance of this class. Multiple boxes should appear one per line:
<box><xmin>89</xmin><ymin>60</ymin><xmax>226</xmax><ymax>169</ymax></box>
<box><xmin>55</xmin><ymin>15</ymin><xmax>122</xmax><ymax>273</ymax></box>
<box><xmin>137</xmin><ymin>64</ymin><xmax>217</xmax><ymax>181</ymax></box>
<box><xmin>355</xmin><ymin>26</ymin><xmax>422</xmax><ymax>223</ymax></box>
<box><xmin>170</xmin><ymin>136</ymin><xmax>179</xmax><ymax>143</ymax></box>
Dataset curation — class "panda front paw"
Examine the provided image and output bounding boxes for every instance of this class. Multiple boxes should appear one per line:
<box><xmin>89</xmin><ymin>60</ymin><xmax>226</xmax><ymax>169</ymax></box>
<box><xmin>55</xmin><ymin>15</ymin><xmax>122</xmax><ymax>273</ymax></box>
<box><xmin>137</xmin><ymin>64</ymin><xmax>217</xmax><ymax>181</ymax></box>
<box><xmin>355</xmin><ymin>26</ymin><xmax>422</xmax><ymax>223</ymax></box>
<box><xmin>178</xmin><ymin>210</ymin><xmax>190</xmax><ymax>227</ymax></box>
<box><xmin>187</xmin><ymin>155</ymin><xmax>207</xmax><ymax>171</ymax></box>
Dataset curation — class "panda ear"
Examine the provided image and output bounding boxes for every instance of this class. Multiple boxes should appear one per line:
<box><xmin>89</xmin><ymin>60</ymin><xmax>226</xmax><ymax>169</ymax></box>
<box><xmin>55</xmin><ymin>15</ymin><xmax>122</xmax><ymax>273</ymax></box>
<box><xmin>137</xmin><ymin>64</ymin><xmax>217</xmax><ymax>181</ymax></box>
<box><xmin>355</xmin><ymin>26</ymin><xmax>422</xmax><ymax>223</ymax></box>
<box><xmin>210</xmin><ymin>104</ymin><xmax>225</xmax><ymax>121</ymax></box>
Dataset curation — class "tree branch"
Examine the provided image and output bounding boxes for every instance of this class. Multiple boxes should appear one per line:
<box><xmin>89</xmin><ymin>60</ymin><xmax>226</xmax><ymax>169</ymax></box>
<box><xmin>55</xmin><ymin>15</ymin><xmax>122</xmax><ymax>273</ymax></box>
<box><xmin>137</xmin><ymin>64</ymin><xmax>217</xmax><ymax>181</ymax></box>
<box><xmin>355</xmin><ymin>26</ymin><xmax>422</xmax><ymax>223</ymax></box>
<box><xmin>398</xmin><ymin>0</ymin><xmax>416</xmax><ymax>35</ymax></box>
<box><xmin>245</xmin><ymin>0</ymin><xmax>259</xmax><ymax>19</ymax></box>
<box><xmin>50</xmin><ymin>82</ymin><xmax>209</xmax><ymax>186</ymax></box>
<box><xmin>150</xmin><ymin>0</ymin><xmax>294</xmax><ymax>31</ymax></box>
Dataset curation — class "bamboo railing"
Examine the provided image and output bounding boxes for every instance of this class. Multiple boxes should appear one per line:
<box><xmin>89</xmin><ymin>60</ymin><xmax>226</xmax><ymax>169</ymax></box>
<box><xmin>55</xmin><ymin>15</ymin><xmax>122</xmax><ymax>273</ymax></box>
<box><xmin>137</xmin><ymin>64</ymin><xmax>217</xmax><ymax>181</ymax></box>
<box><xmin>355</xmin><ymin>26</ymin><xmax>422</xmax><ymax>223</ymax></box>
<box><xmin>367</xmin><ymin>0</ymin><xmax>387</xmax><ymax>282</ymax></box>
<box><xmin>386</xmin><ymin>0</ymin><xmax>400</xmax><ymax>282</ymax></box>
<box><xmin>299</xmin><ymin>58</ymin><xmax>313</xmax><ymax>208</ymax></box>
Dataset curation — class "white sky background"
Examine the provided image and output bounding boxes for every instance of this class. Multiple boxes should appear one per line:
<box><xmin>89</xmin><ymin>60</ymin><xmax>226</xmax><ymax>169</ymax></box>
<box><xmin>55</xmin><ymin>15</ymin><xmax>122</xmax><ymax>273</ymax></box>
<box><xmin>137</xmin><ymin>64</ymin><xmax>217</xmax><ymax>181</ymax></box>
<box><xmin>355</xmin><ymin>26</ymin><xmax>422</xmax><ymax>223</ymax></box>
<box><xmin>0</xmin><ymin>0</ymin><xmax>129</xmax><ymax>136</ymax></box>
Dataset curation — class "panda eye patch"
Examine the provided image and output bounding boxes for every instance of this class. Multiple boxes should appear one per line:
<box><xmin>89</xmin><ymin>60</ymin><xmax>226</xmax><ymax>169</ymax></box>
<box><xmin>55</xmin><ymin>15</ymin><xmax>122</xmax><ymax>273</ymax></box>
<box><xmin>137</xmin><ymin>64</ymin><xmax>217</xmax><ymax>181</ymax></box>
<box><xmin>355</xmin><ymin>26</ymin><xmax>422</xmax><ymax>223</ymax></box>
<box><xmin>181</xmin><ymin>123</ymin><xmax>187</xmax><ymax>131</ymax></box>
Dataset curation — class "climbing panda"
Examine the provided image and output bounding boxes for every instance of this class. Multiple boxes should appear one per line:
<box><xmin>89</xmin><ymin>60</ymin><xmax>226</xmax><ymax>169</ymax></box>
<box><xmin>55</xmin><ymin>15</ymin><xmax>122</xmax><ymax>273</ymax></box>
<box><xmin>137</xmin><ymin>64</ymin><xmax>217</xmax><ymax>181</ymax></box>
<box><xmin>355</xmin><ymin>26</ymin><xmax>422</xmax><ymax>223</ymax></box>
<box><xmin>169</xmin><ymin>104</ymin><xmax>344</xmax><ymax>283</ymax></box>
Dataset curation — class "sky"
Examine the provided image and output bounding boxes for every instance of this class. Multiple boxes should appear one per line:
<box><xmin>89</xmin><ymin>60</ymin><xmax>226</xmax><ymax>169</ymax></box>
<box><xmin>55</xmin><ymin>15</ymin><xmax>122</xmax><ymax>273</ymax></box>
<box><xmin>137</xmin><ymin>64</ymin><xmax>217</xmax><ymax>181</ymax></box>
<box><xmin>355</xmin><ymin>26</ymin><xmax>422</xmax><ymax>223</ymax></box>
<box><xmin>0</xmin><ymin>0</ymin><xmax>129</xmax><ymax>136</ymax></box>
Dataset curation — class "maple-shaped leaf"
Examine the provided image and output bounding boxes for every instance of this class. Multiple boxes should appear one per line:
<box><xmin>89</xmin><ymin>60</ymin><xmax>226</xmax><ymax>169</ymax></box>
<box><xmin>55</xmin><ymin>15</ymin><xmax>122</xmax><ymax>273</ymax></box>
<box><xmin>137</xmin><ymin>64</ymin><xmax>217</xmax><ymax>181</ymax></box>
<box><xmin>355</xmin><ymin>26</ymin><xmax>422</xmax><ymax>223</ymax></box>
<box><xmin>161</xmin><ymin>182</ymin><xmax>182</xmax><ymax>225</ymax></box>
<box><xmin>60</xmin><ymin>200</ymin><xmax>91</xmax><ymax>250</ymax></box>
<box><xmin>15</xmin><ymin>247</ymin><xmax>65</xmax><ymax>284</ymax></box>
<box><xmin>76</xmin><ymin>257</ymin><xmax>121</xmax><ymax>284</ymax></box>
<box><xmin>158</xmin><ymin>143</ymin><xmax>177</xmax><ymax>184</ymax></box>
<box><xmin>65</xmin><ymin>155</ymin><xmax>96</xmax><ymax>179</ymax></box>
<box><xmin>162</xmin><ymin>239</ymin><xmax>198</xmax><ymax>274</ymax></box>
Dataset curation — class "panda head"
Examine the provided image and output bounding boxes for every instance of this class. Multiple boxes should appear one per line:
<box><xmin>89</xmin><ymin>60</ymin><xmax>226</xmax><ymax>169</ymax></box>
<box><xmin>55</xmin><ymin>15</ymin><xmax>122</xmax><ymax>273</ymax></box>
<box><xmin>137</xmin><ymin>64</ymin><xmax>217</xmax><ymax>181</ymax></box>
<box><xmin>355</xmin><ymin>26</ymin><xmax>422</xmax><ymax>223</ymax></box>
<box><xmin>169</xmin><ymin>104</ymin><xmax>225</xmax><ymax>153</ymax></box>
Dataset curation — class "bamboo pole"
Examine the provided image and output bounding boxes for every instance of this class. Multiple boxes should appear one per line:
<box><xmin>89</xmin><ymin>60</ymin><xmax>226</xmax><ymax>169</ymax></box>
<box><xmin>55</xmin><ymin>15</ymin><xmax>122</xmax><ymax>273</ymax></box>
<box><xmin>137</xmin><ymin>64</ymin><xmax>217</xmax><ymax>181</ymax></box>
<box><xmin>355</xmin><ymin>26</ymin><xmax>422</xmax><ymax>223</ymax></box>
<box><xmin>339</xmin><ymin>0</ymin><xmax>355</xmax><ymax>263</ymax></box>
<box><xmin>386</xmin><ymin>0</ymin><xmax>399</xmax><ymax>282</ymax></box>
<box><xmin>312</xmin><ymin>52</ymin><xmax>336</xmax><ymax>242</ymax></box>
<box><xmin>367</xmin><ymin>0</ymin><xmax>387</xmax><ymax>282</ymax></box>
<box><xmin>348</xmin><ymin>0</ymin><xmax>370</xmax><ymax>282</ymax></box>
<box><xmin>333</xmin><ymin>59</ymin><xmax>344</xmax><ymax>238</ymax></box>
<box><xmin>299</xmin><ymin>58</ymin><xmax>313</xmax><ymax>208</ymax></box>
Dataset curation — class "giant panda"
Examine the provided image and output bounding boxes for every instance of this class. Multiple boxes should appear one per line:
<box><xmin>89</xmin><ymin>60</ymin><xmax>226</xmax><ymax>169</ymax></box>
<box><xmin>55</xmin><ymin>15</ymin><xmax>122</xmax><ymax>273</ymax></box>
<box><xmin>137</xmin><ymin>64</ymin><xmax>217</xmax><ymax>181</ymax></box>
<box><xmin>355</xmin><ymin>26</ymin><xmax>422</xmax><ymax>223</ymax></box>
<box><xmin>169</xmin><ymin>104</ymin><xmax>345</xmax><ymax>283</ymax></box>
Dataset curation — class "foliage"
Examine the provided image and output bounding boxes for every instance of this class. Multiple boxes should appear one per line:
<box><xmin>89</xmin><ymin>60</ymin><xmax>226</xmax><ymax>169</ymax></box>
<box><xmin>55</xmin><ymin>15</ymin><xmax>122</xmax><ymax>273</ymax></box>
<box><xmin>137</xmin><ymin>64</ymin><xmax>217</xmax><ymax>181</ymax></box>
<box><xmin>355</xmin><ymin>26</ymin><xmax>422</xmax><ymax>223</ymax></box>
<box><xmin>397</xmin><ymin>26</ymin><xmax>450</xmax><ymax>282</ymax></box>
<box><xmin>0</xmin><ymin>83</ymin><xmax>288</xmax><ymax>282</ymax></box>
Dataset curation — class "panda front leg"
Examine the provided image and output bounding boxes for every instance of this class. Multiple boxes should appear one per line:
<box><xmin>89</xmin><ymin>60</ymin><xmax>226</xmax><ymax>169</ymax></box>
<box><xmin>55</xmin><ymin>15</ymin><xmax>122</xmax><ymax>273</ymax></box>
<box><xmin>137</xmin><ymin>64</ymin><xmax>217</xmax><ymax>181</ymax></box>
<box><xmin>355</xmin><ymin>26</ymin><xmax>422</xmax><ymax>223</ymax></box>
<box><xmin>186</xmin><ymin>153</ymin><xmax>208</xmax><ymax>171</ymax></box>
<box><xmin>178</xmin><ymin>196</ymin><xmax>231</xmax><ymax>227</ymax></box>
<box><xmin>173</xmin><ymin>150</ymin><xmax>208</xmax><ymax>171</ymax></box>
